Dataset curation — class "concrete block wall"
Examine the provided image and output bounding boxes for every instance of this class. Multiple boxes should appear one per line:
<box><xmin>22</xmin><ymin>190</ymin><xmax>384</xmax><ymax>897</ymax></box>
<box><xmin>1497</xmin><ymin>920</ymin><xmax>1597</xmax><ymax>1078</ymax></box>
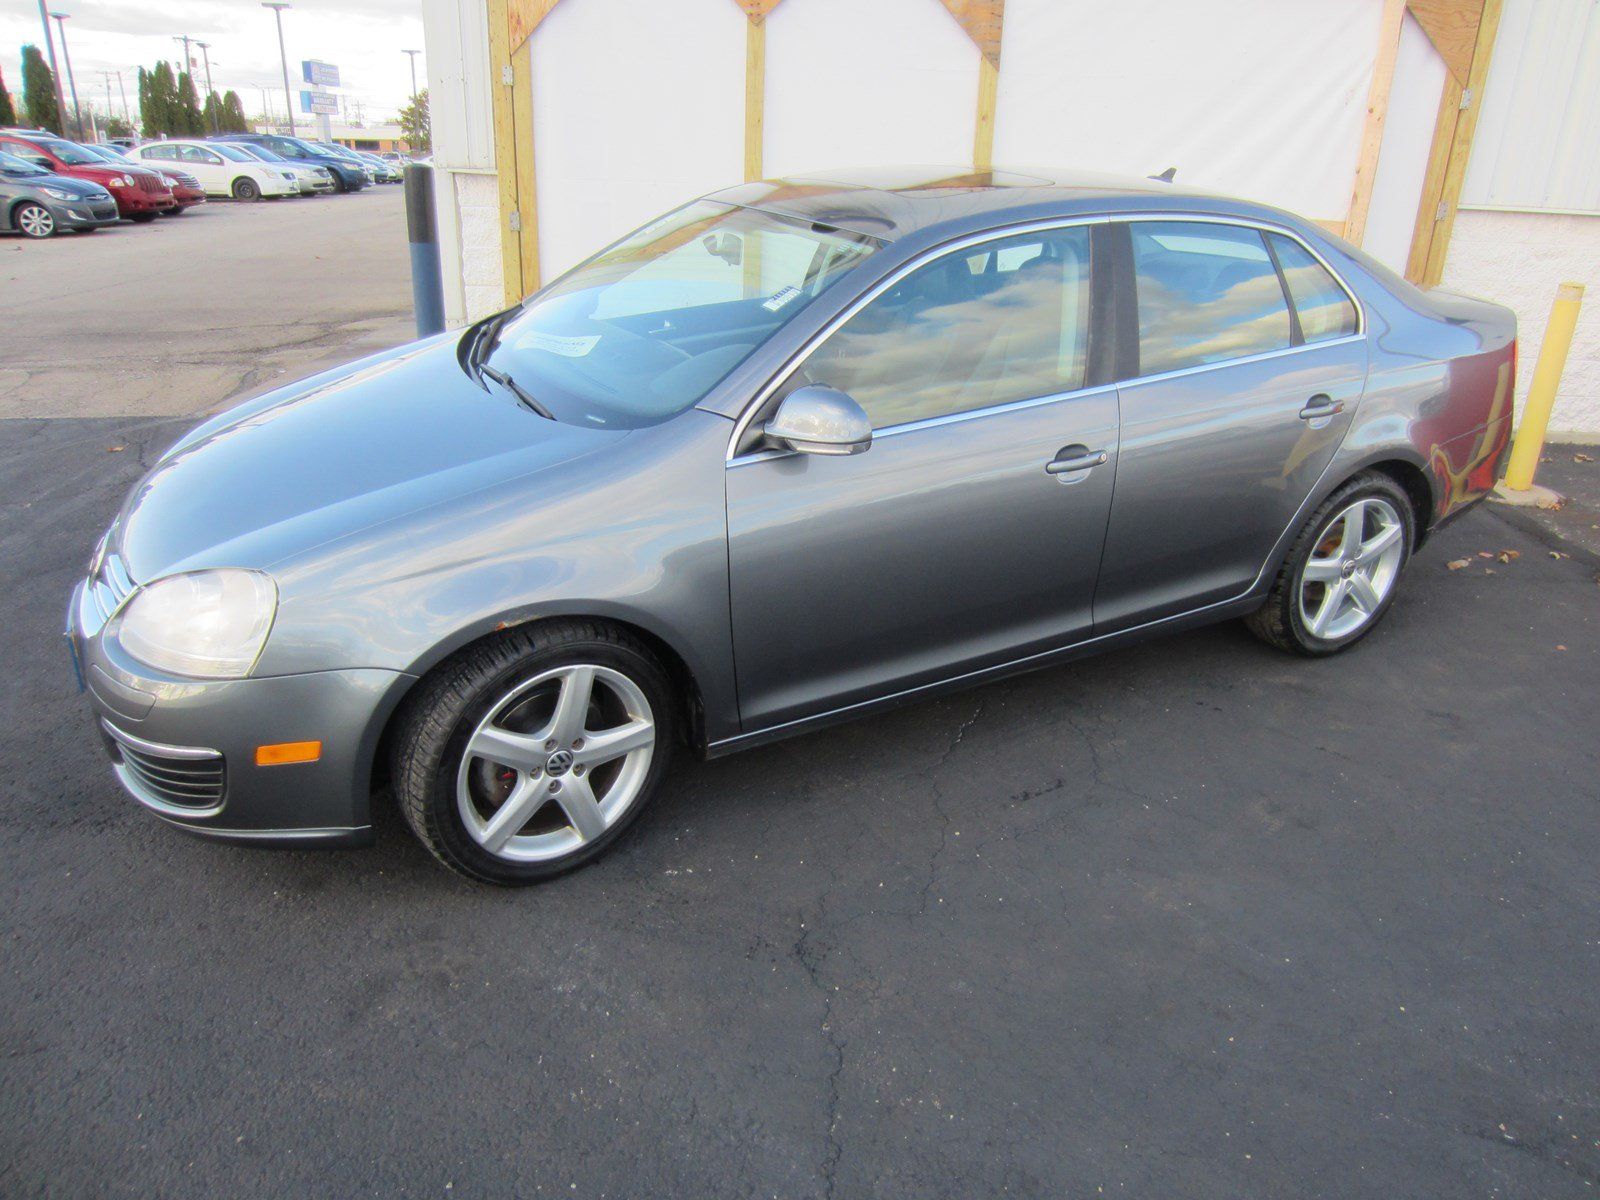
<box><xmin>1442</xmin><ymin>210</ymin><xmax>1600</xmax><ymax>440</ymax></box>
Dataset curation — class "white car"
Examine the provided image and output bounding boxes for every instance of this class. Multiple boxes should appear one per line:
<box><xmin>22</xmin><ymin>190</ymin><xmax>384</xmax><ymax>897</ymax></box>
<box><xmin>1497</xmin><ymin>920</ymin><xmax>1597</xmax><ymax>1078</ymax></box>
<box><xmin>128</xmin><ymin>140</ymin><xmax>298</xmax><ymax>201</ymax></box>
<box><xmin>220</xmin><ymin>142</ymin><xmax>335</xmax><ymax>196</ymax></box>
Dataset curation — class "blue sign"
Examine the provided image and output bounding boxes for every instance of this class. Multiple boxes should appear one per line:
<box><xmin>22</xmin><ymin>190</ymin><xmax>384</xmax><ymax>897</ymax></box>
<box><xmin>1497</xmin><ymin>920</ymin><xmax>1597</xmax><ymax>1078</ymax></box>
<box><xmin>301</xmin><ymin>60</ymin><xmax>340</xmax><ymax>88</ymax></box>
<box><xmin>299</xmin><ymin>90</ymin><xmax>339</xmax><ymax>115</ymax></box>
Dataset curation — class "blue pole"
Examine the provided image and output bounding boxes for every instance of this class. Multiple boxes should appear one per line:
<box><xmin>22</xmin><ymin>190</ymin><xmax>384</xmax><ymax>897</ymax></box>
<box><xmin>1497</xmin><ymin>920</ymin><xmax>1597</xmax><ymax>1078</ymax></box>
<box><xmin>404</xmin><ymin>162</ymin><xmax>445</xmax><ymax>338</ymax></box>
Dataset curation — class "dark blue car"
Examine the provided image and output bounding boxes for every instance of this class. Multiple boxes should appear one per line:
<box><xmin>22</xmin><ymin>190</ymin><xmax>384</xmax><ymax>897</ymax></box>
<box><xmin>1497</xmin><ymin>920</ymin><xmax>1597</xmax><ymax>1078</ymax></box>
<box><xmin>211</xmin><ymin>134</ymin><xmax>369</xmax><ymax>193</ymax></box>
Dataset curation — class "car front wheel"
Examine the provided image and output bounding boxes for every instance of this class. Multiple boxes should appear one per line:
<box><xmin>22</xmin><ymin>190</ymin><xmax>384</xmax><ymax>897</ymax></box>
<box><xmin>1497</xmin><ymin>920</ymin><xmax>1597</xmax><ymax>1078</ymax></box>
<box><xmin>392</xmin><ymin>621</ymin><xmax>677</xmax><ymax>884</ymax></box>
<box><xmin>1245</xmin><ymin>471</ymin><xmax>1414</xmax><ymax>656</ymax></box>
<box><xmin>232</xmin><ymin>178</ymin><xmax>261</xmax><ymax>202</ymax></box>
<box><xmin>15</xmin><ymin>203</ymin><xmax>56</xmax><ymax>238</ymax></box>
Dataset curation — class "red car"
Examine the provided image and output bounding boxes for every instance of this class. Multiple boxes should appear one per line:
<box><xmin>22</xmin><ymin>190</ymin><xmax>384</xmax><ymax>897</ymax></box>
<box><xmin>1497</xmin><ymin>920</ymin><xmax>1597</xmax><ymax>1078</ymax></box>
<box><xmin>77</xmin><ymin>142</ymin><xmax>206</xmax><ymax>216</ymax></box>
<box><xmin>0</xmin><ymin>130</ymin><xmax>173</xmax><ymax>222</ymax></box>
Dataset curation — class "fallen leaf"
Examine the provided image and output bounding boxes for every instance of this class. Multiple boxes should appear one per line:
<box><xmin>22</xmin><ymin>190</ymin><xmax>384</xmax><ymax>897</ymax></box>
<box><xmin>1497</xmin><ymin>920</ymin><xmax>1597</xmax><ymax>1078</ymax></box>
<box><xmin>1556</xmin><ymin>645</ymin><xmax>1567</xmax><ymax>651</ymax></box>
<box><xmin>1536</xmin><ymin>497</ymin><xmax>1566</xmax><ymax>510</ymax></box>
<box><xmin>1484</xmin><ymin>568</ymin><xmax>1497</xmax><ymax>575</ymax></box>
<box><xmin>1550</xmin><ymin>551</ymin><xmax>1569</xmax><ymax>559</ymax></box>
<box><xmin>1497</xmin><ymin>550</ymin><xmax>1520</xmax><ymax>563</ymax></box>
<box><xmin>107</xmin><ymin>445</ymin><xmax>124</xmax><ymax>453</ymax></box>
<box><xmin>1575</xmin><ymin>453</ymin><xmax>1594</xmax><ymax>463</ymax></box>
<box><xmin>1447</xmin><ymin>559</ymin><xmax>1471</xmax><ymax>571</ymax></box>
<box><xmin>1478</xmin><ymin>551</ymin><xmax>1495</xmax><ymax>559</ymax></box>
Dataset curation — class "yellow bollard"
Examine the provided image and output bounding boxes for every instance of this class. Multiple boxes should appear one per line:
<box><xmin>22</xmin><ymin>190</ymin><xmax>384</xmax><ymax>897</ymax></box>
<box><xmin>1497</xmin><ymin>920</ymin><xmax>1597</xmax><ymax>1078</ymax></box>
<box><xmin>1503</xmin><ymin>281</ymin><xmax>1585</xmax><ymax>491</ymax></box>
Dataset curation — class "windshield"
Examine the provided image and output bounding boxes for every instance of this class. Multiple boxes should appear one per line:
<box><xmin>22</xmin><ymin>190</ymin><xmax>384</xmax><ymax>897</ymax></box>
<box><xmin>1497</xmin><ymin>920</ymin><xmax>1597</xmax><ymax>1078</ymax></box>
<box><xmin>0</xmin><ymin>151</ymin><xmax>48</xmax><ymax>176</ymax></box>
<box><xmin>36</xmin><ymin>140</ymin><xmax>100</xmax><ymax>166</ymax></box>
<box><xmin>212</xmin><ymin>144</ymin><xmax>252</xmax><ymax>162</ymax></box>
<box><xmin>481</xmin><ymin>200</ymin><xmax>879</xmax><ymax>429</ymax></box>
<box><xmin>234</xmin><ymin>144</ymin><xmax>281</xmax><ymax>162</ymax></box>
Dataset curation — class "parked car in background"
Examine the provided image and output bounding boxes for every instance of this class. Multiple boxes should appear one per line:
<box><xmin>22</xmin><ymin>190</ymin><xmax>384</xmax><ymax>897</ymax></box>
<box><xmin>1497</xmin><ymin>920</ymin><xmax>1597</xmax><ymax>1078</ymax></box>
<box><xmin>378</xmin><ymin>151</ymin><xmax>412</xmax><ymax>169</ymax></box>
<box><xmin>66</xmin><ymin>168</ymin><xmax>1517</xmax><ymax>884</ymax></box>
<box><xmin>222</xmin><ymin>141</ymin><xmax>334</xmax><ymax>195</ymax></box>
<box><xmin>0</xmin><ymin>149</ymin><xmax>119</xmax><ymax>237</ymax></box>
<box><xmin>0</xmin><ymin>130</ymin><xmax>172</xmax><ymax>221</ymax></box>
<box><xmin>76</xmin><ymin>143</ymin><xmax>206</xmax><ymax>215</ymax></box>
<box><xmin>309</xmin><ymin>141</ymin><xmax>378</xmax><ymax>186</ymax></box>
<box><xmin>127</xmin><ymin>140</ymin><xmax>298</xmax><ymax>202</ymax></box>
<box><xmin>350</xmin><ymin>150</ymin><xmax>402</xmax><ymax>183</ymax></box>
<box><xmin>216</xmin><ymin>134</ymin><xmax>369</xmax><ymax>193</ymax></box>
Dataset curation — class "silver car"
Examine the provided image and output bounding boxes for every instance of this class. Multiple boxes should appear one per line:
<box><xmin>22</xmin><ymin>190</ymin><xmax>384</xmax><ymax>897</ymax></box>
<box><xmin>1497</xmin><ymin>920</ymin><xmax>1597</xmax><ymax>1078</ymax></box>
<box><xmin>67</xmin><ymin>167</ymin><xmax>1516</xmax><ymax>884</ymax></box>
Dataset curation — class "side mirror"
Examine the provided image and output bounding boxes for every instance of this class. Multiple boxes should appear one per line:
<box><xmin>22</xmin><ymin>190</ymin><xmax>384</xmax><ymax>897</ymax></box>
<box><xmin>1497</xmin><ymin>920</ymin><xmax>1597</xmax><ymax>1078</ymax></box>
<box><xmin>764</xmin><ymin>385</ymin><xmax>872</xmax><ymax>457</ymax></box>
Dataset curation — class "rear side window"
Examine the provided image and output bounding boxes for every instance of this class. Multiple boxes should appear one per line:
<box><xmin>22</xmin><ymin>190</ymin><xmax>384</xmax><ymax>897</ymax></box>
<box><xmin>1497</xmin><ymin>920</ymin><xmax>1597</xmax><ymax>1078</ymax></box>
<box><xmin>1130</xmin><ymin>221</ymin><xmax>1292</xmax><ymax>376</ymax></box>
<box><xmin>1268</xmin><ymin>234</ymin><xmax>1359</xmax><ymax>342</ymax></box>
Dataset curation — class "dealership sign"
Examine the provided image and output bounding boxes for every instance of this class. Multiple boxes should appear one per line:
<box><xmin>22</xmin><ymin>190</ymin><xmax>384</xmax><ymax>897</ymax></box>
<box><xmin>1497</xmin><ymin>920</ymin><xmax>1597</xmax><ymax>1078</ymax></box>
<box><xmin>301</xmin><ymin>60</ymin><xmax>341</xmax><ymax>88</ymax></box>
<box><xmin>299</xmin><ymin>90</ymin><xmax>340</xmax><ymax>115</ymax></box>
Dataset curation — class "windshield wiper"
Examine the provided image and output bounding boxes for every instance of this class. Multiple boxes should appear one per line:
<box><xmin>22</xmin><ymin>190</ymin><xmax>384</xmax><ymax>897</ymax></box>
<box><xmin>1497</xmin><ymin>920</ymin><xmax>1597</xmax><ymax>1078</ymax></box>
<box><xmin>479</xmin><ymin>364</ymin><xmax>556</xmax><ymax>421</ymax></box>
<box><xmin>465</xmin><ymin>306</ymin><xmax>517</xmax><ymax>370</ymax></box>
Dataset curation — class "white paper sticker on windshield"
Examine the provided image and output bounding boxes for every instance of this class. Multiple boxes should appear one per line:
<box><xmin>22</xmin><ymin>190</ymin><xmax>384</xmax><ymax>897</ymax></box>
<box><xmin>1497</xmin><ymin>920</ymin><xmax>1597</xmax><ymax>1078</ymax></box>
<box><xmin>520</xmin><ymin>331</ymin><xmax>600</xmax><ymax>358</ymax></box>
<box><xmin>762</xmin><ymin>286</ymin><xmax>801</xmax><ymax>313</ymax></box>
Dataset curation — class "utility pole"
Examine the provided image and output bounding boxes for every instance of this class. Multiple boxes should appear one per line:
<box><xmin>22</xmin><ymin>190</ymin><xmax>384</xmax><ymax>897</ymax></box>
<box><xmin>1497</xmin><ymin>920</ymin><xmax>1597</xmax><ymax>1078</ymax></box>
<box><xmin>116</xmin><ymin>69</ymin><xmax>131</xmax><ymax>127</ymax></box>
<box><xmin>402</xmin><ymin>49</ymin><xmax>420</xmax><ymax>100</ymax></box>
<box><xmin>172</xmin><ymin>34</ymin><xmax>192</xmax><ymax>79</ymax></box>
<box><xmin>96</xmin><ymin>67</ymin><xmax>115</xmax><ymax>133</ymax></box>
<box><xmin>49</xmin><ymin>11</ymin><xmax>83</xmax><ymax>140</ymax></box>
<box><xmin>195</xmin><ymin>41</ymin><xmax>216</xmax><ymax>130</ymax></box>
<box><xmin>34</xmin><ymin>1</ymin><xmax>69</xmax><ymax>136</ymax></box>
<box><xmin>261</xmin><ymin>3</ymin><xmax>296</xmax><ymax>138</ymax></box>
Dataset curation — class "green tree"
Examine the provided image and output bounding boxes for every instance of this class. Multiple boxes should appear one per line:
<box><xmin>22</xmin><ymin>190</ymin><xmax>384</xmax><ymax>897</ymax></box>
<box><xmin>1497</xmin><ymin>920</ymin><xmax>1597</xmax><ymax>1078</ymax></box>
<box><xmin>202</xmin><ymin>90</ymin><xmax>222</xmax><ymax>134</ymax></box>
<box><xmin>0</xmin><ymin>67</ymin><xmax>16</xmax><ymax>127</ymax></box>
<box><xmin>222</xmin><ymin>90</ymin><xmax>248</xmax><ymax>133</ymax></box>
<box><xmin>21</xmin><ymin>45</ymin><xmax>61</xmax><ymax>134</ymax></box>
<box><xmin>140</xmin><ymin>61</ymin><xmax>179</xmax><ymax>136</ymax></box>
<box><xmin>102</xmin><ymin>113</ymin><xmax>133</xmax><ymax>139</ymax></box>
<box><xmin>176</xmin><ymin>70</ymin><xmax>204</xmax><ymax>135</ymax></box>
<box><xmin>398</xmin><ymin>88</ymin><xmax>430</xmax><ymax>154</ymax></box>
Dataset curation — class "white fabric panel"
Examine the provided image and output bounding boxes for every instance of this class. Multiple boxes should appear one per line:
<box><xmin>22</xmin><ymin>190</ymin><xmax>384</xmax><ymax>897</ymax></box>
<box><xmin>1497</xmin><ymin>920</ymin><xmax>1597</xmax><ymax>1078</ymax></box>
<box><xmin>762</xmin><ymin>0</ymin><xmax>979</xmax><ymax>178</ymax></box>
<box><xmin>421</xmin><ymin>0</ymin><xmax>494</xmax><ymax>171</ymax></box>
<box><xmin>1363</xmin><ymin>14</ymin><xmax>1447</xmax><ymax>273</ymax></box>
<box><xmin>1462</xmin><ymin>0</ymin><xmax>1600</xmax><ymax>213</ymax></box>
<box><xmin>530</xmin><ymin>0</ymin><xmax>746</xmax><ymax>281</ymax></box>
<box><xmin>993</xmin><ymin>0</ymin><xmax>1381</xmax><ymax>221</ymax></box>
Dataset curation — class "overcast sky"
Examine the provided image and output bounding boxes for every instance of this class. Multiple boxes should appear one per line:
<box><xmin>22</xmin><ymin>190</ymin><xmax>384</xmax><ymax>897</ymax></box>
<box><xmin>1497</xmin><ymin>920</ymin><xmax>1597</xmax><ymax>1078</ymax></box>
<box><xmin>1</xmin><ymin>0</ymin><xmax>426</xmax><ymax>127</ymax></box>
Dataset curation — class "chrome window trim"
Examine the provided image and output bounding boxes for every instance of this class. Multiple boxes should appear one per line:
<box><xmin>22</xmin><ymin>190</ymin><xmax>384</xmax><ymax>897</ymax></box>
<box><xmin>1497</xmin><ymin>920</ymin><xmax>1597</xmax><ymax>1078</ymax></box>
<box><xmin>724</xmin><ymin>214</ymin><xmax>1109</xmax><ymax>461</ymax></box>
<box><xmin>723</xmin><ymin>209</ymin><xmax>1366</xmax><ymax>462</ymax></box>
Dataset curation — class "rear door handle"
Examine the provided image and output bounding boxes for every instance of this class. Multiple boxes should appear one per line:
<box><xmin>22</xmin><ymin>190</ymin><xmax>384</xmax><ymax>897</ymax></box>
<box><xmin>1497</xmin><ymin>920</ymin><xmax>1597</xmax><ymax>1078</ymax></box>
<box><xmin>1045</xmin><ymin>446</ymin><xmax>1109</xmax><ymax>475</ymax></box>
<box><xmin>1299</xmin><ymin>395</ymin><xmax>1344</xmax><ymax>422</ymax></box>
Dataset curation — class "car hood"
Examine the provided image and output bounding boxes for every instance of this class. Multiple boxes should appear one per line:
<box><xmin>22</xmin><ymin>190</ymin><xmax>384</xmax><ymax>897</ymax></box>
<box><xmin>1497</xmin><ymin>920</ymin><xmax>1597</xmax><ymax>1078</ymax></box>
<box><xmin>115</xmin><ymin>335</ymin><xmax>627</xmax><ymax>582</ymax></box>
<box><xmin>9</xmin><ymin>170</ymin><xmax>101</xmax><ymax>197</ymax></box>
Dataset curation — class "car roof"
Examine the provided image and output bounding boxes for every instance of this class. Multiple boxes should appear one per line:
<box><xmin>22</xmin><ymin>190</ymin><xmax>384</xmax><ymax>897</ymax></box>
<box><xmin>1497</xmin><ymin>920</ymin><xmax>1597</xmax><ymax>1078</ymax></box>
<box><xmin>704</xmin><ymin>165</ymin><xmax>1298</xmax><ymax>244</ymax></box>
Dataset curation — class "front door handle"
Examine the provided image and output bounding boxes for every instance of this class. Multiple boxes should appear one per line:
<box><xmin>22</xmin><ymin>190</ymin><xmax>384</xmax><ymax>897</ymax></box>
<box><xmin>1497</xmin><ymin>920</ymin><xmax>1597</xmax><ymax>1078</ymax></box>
<box><xmin>1299</xmin><ymin>395</ymin><xmax>1345</xmax><ymax>422</ymax></box>
<box><xmin>1045</xmin><ymin>446</ymin><xmax>1109</xmax><ymax>475</ymax></box>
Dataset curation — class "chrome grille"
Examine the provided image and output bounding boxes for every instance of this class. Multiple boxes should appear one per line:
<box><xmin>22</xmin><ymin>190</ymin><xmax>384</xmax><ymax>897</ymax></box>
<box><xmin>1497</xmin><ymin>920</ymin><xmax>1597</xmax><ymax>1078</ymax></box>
<box><xmin>172</xmin><ymin>171</ymin><xmax>200</xmax><ymax>189</ymax></box>
<box><xmin>103</xmin><ymin>722</ymin><xmax>226</xmax><ymax>813</ymax></box>
<box><xmin>134</xmin><ymin>171</ymin><xmax>169</xmax><ymax>195</ymax></box>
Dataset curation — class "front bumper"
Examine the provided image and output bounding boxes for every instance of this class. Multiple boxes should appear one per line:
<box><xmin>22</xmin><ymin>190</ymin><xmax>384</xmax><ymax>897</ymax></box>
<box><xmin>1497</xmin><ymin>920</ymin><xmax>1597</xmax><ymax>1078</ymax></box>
<box><xmin>68</xmin><ymin>579</ymin><xmax>413</xmax><ymax>848</ymax></box>
<box><xmin>50</xmin><ymin>198</ymin><xmax>121</xmax><ymax>230</ymax></box>
<box><xmin>110</xmin><ymin>188</ymin><xmax>172</xmax><ymax>217</ymax></box>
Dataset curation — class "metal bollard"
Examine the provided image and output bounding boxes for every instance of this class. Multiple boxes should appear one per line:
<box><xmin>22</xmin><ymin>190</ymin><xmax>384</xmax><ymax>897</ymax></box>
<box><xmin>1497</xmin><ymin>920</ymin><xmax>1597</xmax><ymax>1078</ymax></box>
<box><xmin>1503</xmin><ymin>281</ymin><xmax>1585</xmax><ymax>491</ymax></box>
<box><xmin>404</xmin><ymin>162</ymin><xmax>446</xmax><ymax>338</ymax></box>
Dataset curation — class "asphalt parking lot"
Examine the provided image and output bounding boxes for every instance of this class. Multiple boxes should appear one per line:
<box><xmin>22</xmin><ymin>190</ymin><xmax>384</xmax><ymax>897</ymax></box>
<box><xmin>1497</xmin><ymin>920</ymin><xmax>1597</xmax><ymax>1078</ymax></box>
<box><xmin>3</xmin><ymin>200</ymin><xmax>1598</xmax><ymax>1197</ymax></box>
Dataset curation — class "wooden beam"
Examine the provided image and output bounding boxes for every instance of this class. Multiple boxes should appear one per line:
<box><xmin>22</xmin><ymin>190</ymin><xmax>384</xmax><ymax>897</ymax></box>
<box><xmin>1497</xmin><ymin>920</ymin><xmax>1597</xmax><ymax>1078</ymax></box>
<box><xmin>1406</xmin><ymin>0</ymin><xmax>1501</xmax><ymax>285</ymax></box>
<box><xmin>1345</xmin><ymin>0</ymin><xmax>1407</xmax><ymax>247</ymax></box>
<box><xmin>486</xmin><ymin>0</ymin><xmax>523</xmax><ymax>305</ymax></box>
<box><xmin>507</xmin><ymin>0</ymin><xmax>564</xmax><ymax>53</ymax></box>
<box><xmin>1406</xmin><ymin>0</ymin><xmax>1482</xmax><ymax>85</ymax></box>
<box><xmin>743</xmin><ymin>15</ymin><xmax>766</xmax><ymax>181</ymax></box>
<box><xmin>973</xmin><ymin>56</ymin><xmax>999</xmax><ymax>172</ymax></box>
<box><xmin>512</xmin><ymin>37</ymin><xmax>540</xmax><ymax>291</ymax></box>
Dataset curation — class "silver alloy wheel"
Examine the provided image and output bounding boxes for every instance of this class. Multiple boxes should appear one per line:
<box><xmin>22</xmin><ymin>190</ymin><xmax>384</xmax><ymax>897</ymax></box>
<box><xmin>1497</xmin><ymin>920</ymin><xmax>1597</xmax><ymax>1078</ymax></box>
<box><xmin>455</xmin><ymin>663</ymin><xmax>656</xmax><ymax>862</ymax></box>
<box><xmin>1298</xmin><ymin>496</ymin><xmax>1406</xmax><ymax>640</ymax></box>
<box><xmin>18</xmin><ymin>204</ymin><xmax>54</xmax><ymax>238</ymax></box>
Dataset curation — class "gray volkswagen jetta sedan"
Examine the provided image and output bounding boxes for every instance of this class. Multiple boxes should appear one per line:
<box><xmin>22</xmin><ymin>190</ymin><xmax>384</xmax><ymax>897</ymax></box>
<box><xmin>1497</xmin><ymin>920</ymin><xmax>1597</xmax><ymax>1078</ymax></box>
<box><xmin>68</xmin><ymin>167</ymin><xmax>1516</xmax><ymax>884</ymax></box>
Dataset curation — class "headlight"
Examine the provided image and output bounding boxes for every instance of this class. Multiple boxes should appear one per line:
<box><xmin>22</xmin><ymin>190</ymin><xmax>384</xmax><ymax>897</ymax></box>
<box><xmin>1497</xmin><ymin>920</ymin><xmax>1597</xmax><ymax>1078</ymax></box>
<box><xmin>281</xmin><ymin>171</ymin><xmax>295</xmax><ymax>181</ymax></box>
<box><xmin>108</xmin><ymin>177</ymin><xmax>126</xmax><ymax>187</ymax></box>
<box><xmin>42</xmin><ymin>186</ymin><xmax>74</xmax><ymax>200</ymax></box>
<box><xmin>111</xmin><ymin>569</ymin><xmax>277</xmax><ymax>678</ymax></box>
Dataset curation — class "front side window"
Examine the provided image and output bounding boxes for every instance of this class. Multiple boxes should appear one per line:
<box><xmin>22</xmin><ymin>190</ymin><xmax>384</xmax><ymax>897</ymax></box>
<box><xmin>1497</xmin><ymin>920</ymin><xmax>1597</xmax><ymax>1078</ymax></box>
<box><xmin>483</xmin><ymin>201</ymin><xmax>878</xmax><ymax>429</ymax></box>
<box><xmin>1268</xmin><ymin>234</ymin><xmax>1358</xmax><ymax>342</ymax></box>
<box><xmin>1</xmin><ymin>141</ymin><xmax>52</xmax><ymax>168</ymax></box>
<box><xmin>1130</xmin><ymin>221</ymin><xmax>1292</xmax><ymax>376</ymax></box>
<box><xmin>792</xmin><ymin>225</ymin><xmax>1092</xmax><ymax>429</ymax></box>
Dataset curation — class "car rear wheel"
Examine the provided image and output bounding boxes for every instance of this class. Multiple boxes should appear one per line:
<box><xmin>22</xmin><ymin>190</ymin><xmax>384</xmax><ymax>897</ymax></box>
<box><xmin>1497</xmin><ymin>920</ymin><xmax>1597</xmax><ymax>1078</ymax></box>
<box><xmin>392</xmin><ymin>621</ymin><xmax>678</xmax><ymax>885</ymax></box>
<box><xmin>232</xmin><ymin>178</ymin><xmax>261</xmax><ymax>202</ymax></box>
<box><xmin>129</xmin><ymin>212</ymin><xmax>157</xmax><ymax>223</ymax></box>
<box><xmin>1245</xmin><ymin>471</ymin><xmax>1414</xmax><ymax>656</ymax></box>
<box><xmin>15</xmin><ymin>203</ymin><xmax>55</xmax><ymax>238</ymax></box>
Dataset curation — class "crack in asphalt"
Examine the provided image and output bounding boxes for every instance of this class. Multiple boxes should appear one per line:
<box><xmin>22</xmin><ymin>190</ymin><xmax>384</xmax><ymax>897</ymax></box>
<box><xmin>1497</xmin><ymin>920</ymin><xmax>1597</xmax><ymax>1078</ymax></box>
<box><xmin>792</xmin><ymin>903</ymin><xmax>846</xmax><ymax>1200</ymax></box>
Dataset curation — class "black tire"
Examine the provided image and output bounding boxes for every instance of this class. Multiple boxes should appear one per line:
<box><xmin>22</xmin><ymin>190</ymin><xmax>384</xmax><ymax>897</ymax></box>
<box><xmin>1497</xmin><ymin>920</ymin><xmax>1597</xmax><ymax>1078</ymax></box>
<box><xmin>14</xmin><ymin>202</ymin><xmax>55</xmax><ymax>238</ymax></box>
<box><xmin>232</xmin><ymin>177</ymin><xmax>261</xmax><ymax>202</ymax></box>
<box><xmin>391</xmin><ymin>621</ymin><xmax>679</xmax><ymax>885</ymax></box>
<box><xmin>330</xmin><ymin>173</ymin><xmax>348</xmax><ymax>194</ymax></box>
<box><xmin>129</xmin><ymin>212</ymin><xmax>158</xmax><ymax>223</ymax></box>
<box><xmin>1245</xmin><ymin>471</ymin><xmax>1415</xmax><ymax>656</ymax></box>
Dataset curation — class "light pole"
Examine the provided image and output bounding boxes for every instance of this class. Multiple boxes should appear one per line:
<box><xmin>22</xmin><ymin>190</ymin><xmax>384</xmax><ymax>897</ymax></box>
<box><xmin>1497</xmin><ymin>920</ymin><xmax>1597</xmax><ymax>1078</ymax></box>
<box><xmin>262</xmin><ymin>2</ymin><xmax>296</xmax><ymax>137</ymax></box>
<box><xmin>195</xmin><ymin>41</ymin><xmax>216</xmax><ymax>130</ymax></box>
<box><xmin>49</xmin><ymin>11</ymin><xmax>83</xmax><ymax>139</ymax></box>
<box><xmin>402</xmin><ymin>49</ymin><xmax>420</xmax><ymax>100</ymax></box>
<box><xmin>33</xmin><ymin>1</ymin><xmax>69</xmax><ymax>136</ymax></box>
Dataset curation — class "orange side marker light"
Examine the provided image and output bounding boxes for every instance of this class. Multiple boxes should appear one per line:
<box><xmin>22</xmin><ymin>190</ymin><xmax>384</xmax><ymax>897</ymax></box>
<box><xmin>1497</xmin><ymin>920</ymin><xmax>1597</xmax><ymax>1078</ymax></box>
<box><xmin>255</xmin><ymin>740</ymin><xmax>323</xmax><ymax>767</ymax></box>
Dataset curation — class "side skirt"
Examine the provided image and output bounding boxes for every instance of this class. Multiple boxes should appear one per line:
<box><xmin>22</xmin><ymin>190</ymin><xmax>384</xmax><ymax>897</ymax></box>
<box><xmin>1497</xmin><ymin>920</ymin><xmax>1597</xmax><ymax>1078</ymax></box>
<box><xmin>704</xmin><ymin>593</ymin><xmax>1264</xmax><ymax>760</ymax></box>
